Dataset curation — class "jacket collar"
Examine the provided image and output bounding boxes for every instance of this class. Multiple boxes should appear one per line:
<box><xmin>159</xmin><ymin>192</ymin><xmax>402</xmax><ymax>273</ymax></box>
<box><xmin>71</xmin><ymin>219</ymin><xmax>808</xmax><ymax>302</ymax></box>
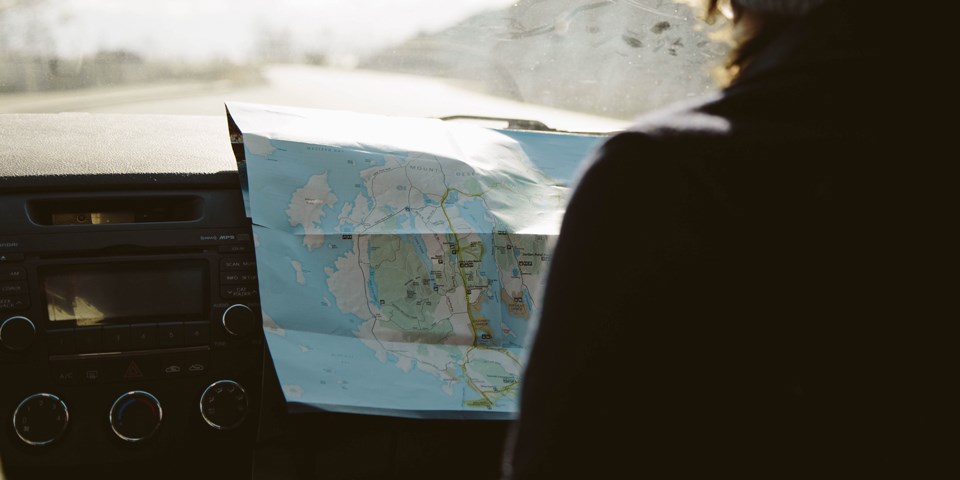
<box><xmin>731</xmin><ymin>0</ymin><xmax>884</xmax><ymax>88</ymax></box>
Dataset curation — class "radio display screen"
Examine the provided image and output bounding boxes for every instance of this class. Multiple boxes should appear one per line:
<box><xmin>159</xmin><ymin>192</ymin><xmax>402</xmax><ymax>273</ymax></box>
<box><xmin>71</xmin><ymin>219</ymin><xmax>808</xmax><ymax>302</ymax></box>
<box><xmin>43</xmin><ymin>261</ymin><xmax>206</xmax><ymax>326</ymax></box>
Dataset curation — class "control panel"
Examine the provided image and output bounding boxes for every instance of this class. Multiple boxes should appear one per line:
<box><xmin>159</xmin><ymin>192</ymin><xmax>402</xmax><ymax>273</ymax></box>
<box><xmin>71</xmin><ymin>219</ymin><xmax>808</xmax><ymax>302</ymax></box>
<box><xmin>0</xmin><ymin>189</ymin><xmax>265</xmax><ymax>477</ymax></box>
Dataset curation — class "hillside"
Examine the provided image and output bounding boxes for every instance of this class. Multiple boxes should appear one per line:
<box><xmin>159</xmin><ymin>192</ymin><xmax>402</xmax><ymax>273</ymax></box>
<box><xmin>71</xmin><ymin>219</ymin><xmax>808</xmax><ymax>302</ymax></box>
<box><xmin>361</xmin><ymin>0</ymin><xmax>728</xmax><ymax>119</ymax></box>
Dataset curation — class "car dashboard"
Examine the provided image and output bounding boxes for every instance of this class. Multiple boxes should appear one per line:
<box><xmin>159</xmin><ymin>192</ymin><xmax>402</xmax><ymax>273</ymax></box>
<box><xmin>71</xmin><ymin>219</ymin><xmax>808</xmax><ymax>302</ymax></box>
<box><xmin>0</xmin><ymin>113</ymin><xmax>510</xmax><ymax>480</ymax></box>
<box><xmin>0</xmin><ymin>114</ymin><xmax>267</xmax><ymax>479</ymax></box>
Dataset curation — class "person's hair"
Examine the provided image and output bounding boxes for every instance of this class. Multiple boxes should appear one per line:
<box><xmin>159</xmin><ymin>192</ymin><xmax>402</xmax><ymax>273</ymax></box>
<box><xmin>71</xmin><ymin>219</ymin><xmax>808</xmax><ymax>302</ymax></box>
<box><xmin>705</xmin><ymin>0</ymin><xmax>796</xmax><ymax>81</ymax></box>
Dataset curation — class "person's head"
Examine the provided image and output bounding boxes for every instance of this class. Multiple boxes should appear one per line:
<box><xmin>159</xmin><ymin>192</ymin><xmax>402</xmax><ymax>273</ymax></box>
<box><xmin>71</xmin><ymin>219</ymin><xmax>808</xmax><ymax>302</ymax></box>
<box><xmin>705</xmin><ymin>0</ymin><xmax>833</xmax><ymax>80</ymax></box>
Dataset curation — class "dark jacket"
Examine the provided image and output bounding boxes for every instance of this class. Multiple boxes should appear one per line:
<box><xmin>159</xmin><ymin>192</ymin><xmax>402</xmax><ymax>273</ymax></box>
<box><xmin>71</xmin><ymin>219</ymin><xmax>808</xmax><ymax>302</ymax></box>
<box><xmin>504</xmin><ymin>1</ymin><xmax>953</xmax><ymax>478</ymax></box>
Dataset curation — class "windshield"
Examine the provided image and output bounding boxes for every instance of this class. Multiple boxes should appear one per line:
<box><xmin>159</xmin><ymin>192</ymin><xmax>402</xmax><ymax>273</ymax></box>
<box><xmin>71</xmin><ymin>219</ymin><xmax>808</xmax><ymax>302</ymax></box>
<box><xmin>0</xmin><ymin>0</ymin><xmax>727</xmax><ymax>132</ymax></box>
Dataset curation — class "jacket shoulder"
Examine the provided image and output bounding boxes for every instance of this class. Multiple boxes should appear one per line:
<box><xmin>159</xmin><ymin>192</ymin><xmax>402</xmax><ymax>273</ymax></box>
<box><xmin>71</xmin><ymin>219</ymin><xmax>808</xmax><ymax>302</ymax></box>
<box><xmin>580</xmin><ymin>95</ymin><xmax>734</xmax><ymax>183</ymax></box>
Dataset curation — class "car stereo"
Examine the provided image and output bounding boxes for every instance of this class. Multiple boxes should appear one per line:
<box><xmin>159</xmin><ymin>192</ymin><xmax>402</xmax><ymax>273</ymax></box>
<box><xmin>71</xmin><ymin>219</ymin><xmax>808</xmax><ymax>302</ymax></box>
<box><xmin>0</xmin><ymin>114</ymin><xmax>265</xmax><ymax>478</ymax></box>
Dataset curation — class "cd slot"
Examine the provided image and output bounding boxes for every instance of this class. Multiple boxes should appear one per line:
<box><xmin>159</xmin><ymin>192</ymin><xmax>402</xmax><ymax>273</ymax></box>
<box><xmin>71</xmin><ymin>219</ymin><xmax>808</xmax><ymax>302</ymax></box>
<box><xmin>27</xmin><ymin>195</ymin><xmax>203</xmax><ymax>226</ymax></box>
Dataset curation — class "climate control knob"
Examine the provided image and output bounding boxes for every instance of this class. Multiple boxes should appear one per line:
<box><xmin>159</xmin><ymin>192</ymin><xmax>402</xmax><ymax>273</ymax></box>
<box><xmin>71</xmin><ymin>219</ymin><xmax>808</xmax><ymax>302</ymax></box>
<box><xmin>221</xmin><ymin>304</ymin><xmax>256</xmax><ymax>337</ymax></box>
<box><xmin>200</xmin><ymin>380</ymin><xmax>249</xmax><ymax>430</ymax></box>
<box><xmin>13</xmin><ymin>393</ymin><xmax>69</xmax><ymax>446</ymax></box>
<box><xmin>109</xmin><ymin>391</ymin><xmax>162</xmax><ymax>443</ymax></box>
<box><xmin>1</xmin><ymin>316</ymin><xmax>36</xmax><ymax>352</ymax></box>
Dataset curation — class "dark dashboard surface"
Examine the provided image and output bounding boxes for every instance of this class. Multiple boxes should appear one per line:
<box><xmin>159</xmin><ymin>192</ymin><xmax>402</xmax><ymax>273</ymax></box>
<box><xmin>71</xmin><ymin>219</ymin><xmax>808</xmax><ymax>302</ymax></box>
<box><xmin>0</xmin><ymin>113</ymin><xmax>238</xmax><ymax>191</ymax></box>
<box><xmin>0</xmin><ymin>113</ymin><xmax>510</xmax><ymax>480</ymax></box>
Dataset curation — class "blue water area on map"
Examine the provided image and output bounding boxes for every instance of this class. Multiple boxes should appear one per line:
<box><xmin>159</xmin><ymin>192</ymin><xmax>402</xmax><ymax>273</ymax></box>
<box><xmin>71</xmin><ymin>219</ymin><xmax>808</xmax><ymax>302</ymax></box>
<box><xmin>254</xmin><ymin>225</ymin><xmax>358</xmax><ymax>336</ymax></box>
<box><xmin>247</xmin><ymin>139</ymin><xmax>389</xmax><ymax>234</ymax></box>
<box><xmin>454</xmin><ymin>197</ymin><xmax>492</xmax><ymax>235</ymax></box>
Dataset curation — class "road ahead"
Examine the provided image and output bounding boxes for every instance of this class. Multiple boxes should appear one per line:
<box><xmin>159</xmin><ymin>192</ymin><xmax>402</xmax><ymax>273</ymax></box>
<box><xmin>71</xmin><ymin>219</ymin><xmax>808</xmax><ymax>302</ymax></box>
<box><xmin>0</xmin><ymin>65</ymin><xmax>627</xmax><ymax>133</ymax></box>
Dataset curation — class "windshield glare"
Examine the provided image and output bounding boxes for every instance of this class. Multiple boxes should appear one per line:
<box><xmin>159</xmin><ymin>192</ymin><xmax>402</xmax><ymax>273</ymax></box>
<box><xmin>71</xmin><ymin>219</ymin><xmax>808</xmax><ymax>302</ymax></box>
<box><xmin>0</xmin><ymin>0</ymin><xmax>727</xmax><ymax>131</ymax></box>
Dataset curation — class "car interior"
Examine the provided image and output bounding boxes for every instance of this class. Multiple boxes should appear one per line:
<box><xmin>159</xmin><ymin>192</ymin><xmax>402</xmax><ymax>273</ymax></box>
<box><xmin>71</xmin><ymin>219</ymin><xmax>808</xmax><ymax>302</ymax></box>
<box><xmin>1</xmin><ymin>1</ymin><xmax>728</xmax><ymax>478</ymax></box>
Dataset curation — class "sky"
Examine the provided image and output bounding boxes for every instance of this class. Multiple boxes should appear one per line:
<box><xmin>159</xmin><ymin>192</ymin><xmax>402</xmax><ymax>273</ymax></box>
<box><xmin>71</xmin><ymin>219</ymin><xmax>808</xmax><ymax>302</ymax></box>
<box><xmin>2</xmin><ymin>0</ymin><xmax>518</xmax><ymax>62</ymax></box>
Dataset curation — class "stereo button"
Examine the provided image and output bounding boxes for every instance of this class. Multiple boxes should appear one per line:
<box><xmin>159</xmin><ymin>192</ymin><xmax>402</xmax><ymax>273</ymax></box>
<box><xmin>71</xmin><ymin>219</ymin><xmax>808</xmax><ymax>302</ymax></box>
<box><xmin>102</xmin><ymin>325</ymin><xmax>131</xmax><ymax>351</ymax></box>
<box><xmin>221</xmin><ymin>285</ymin><xmax>259</xmax><ymax>300</ymax></box>
<box><xmin>220</xmin><ymin>257</ymin><xmax>257</xmax><ymax>270</ymax></box>
<box><xmin>129</xmin><ymin>324</ymin><xmax>157</xmax><ymax>350</ymax></box>
<box><xmin>0</xmin><ymin>296</ymin><xmax>29</xmax><ymax>311</ymax></box>
<box><xmin>156</xmin><ymin>323</ymin><xmax>184</xmax><ymax>348</ymax></box>
<box><xmin>0</xmin><ymin>281</ymin><xmax>27</xmax><ymax>295</ymax></box>
<box><xmin>0</xmin><ymin>266</ymin><xmax>26</xmax><ymax>281</ymax></box>
<box><xmin>221</xmin><ymin>271</ymin><xmax>259</xmax><ymax>284</ymax></box>
<box><xmin>0</xmin><ymin>253</ymin><xmax>24</xmax><ymax>263</ymax></box>
<box><xmin>75</xmin><ymin>327</ymin><xmax>102</xmax><ymax>353</ymax></box>
<box><xmin>222</xmin><ymin>304</ymin><xmax>257</xmax><ymax>337</ymax></box>
<box><xmin>218</xmin><ymin>244</ymin><xmax>251</xmax><ymax>254</ymax></box>
<box><xmin>183</xmin><ymin>322</ymin><xmax>210</xmax><ymax>346</ymax></box>
<box><xmin>1</xmin><ymin>316</ymin><xmax>36</xmax><ymax>352</ymax></box>
<box><xmin>47</xmin><ymin>329</ymin><xmax>76</xmax><ymax>355</ymax></box>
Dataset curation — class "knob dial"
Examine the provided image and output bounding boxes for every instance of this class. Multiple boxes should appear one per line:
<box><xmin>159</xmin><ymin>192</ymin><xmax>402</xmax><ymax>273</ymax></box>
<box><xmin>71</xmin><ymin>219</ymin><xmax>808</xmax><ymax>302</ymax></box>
<box><xmin>221</xmin><ymin>304</ymin><xmax>256</xmax><ymax>337</ymax></box>
<box><xmin>1</xmin><ymin>316</ymin><xmax>36</xmax><ymax>352</ymax></box>
<box><xmin>200</xmin><ymin>380</ymin><xmax>249</xmax><ymax>430</ymax></box>
<box><xmin>13</xmin><ymin>393</ymin><xmax>69</xmax><ymax>446</ymax></box>
<box><xmin>109</xmin><ymin>391</ymin><xmax>162</xmax><ymax>443</ymax></box>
